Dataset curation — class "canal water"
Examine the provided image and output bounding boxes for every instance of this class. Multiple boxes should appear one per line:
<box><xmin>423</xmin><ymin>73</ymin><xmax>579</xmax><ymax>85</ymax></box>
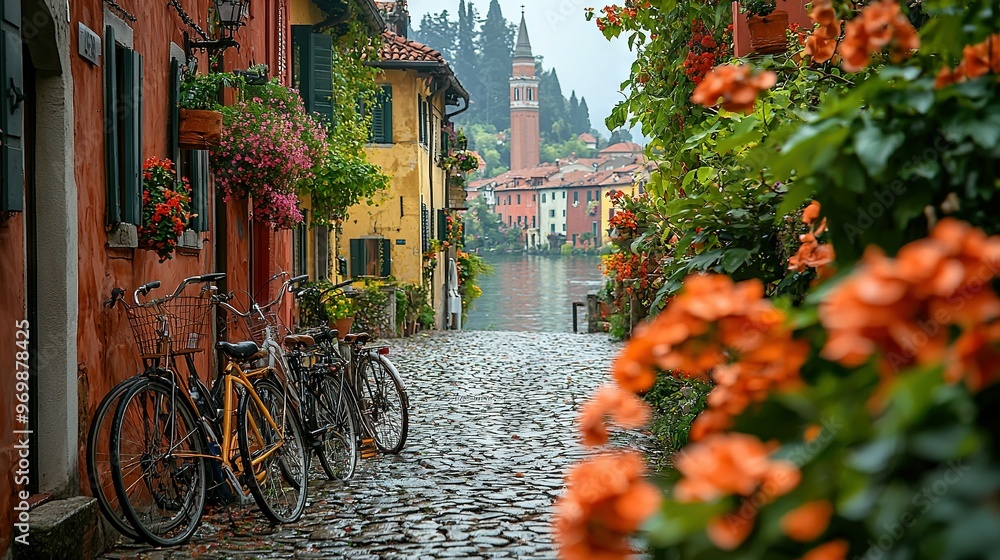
<box><xmin>464</xmin><ymin>253</ymin><xmax>606</xmax><ymax>332</ymax></box>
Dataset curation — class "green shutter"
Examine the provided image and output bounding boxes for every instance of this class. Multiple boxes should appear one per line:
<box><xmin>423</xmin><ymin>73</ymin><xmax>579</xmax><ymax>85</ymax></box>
<box><xmin>0</xmin><ymin>0</ymin><xmax>23</xmax><ymax>212</ymax></box>
<box><xmin>168</xmin><ymin>59</ymin><xmax>180</xmax><ymax>168</ymax></box>
<box><xmin>292</xmin><ymin>27</ymin><xmax>333</xmax><ymax>123</ymax></box>
<box><xmin>374</xmin><ymin>85</ymin><xmax>392</xmax><ymax>144</ymax></box>
<box><xmin>380</xmin><ymin>238</ymin><xmax>391</xmax><ymax>278</ymax></box>
<box><xmin>436</xmin><ymin>209</ymin><xmax>446</xmax><ymax>241</ymax></box>
<box><xmin>191</xmin><ymin>151</ymin><xmax>209</xmax><ymax>231</ymax></box>
<box><xmin>104</xmin><ymin>26</ymin><xmax>120</xmax><ymax>223</ymax></box>
<box><xmin>349</xmin><ymin>238</ymin><xmax>364</xmax><ymax>278</ymax></box>
<box><xmin>122</xmin><ymin>49</ymin><xmax>143</xmax><ymax>225</ymax></box>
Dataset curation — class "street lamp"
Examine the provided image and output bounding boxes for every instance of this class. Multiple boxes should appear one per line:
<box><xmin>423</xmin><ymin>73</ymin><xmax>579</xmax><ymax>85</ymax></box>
<box><xmin>183</xmin><ymin>0</ymin><xmax>249</xmax><ymax>60</ymax></box>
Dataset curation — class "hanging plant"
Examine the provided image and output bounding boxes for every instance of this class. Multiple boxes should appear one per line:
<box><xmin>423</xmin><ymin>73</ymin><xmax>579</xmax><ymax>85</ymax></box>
<box><xmin>211</xmin><ymin>78</ymin><xmax>328</xmax><ymax>229</ymax></box>
<box><xmin>138</xmin><ymin>157</ymin><xmax>193</xmax><ymax>262</ymax></box>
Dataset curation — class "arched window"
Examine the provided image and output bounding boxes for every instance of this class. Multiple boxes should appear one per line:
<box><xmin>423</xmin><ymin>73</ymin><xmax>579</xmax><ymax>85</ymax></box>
<box><xmin>527</xmin><ymin>88</ymin><xmax>533</xmax><ymax>101</ymax></box>
<box><xmin>514</xmin><ymin>88</ymin><xmax>520</xmax><ymax>101</ymax></box>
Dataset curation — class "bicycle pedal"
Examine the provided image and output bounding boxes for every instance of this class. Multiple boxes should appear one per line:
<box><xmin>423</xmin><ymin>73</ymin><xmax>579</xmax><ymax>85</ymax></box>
<box><xmin>360</xmin><ymin>438</ymin><xmax>378</xmax><ymax>459</ymax></box>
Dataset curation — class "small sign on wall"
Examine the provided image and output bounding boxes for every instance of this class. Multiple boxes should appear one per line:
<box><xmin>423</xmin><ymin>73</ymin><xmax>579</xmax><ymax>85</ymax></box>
<box><xmin>78</xmin><ymin>23</ymin><xmax>101</xmax><ymax>66</ymax></box>
<box><xmin>395</xmin><ymin>239</ymin><xmax>406</xmax><ymax>245</ymax></box>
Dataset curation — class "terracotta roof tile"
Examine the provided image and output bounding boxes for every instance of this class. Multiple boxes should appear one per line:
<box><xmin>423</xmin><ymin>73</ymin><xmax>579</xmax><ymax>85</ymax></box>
<box><xmin>378</xmin><ymin>31</ymin><xmax>447</xmax><ymax>64</ymax></box>
<box><xmin>599</xmin><ymin>141</ymin><xmax>644</xmax><ymax>155</ymax></box>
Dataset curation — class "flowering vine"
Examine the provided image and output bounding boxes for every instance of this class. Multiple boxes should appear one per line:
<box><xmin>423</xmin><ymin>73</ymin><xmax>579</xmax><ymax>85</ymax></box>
<box><xmin>138</xmin><ymin>157</ymin><xmax>192</xmax><ymax>262</ymax></box>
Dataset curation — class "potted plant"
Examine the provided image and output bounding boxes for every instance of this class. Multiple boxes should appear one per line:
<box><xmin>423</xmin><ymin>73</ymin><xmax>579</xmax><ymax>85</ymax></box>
<box><xmin>740</xmin><ymin>0</ymin><xmax>788</xmax><ymax>55</ymax></box>
<box><xmin>138</xmin><ymin>157</ymin><xmax>193</xmax><ymax>262</ymax></box>
<box><xmin>178</xmin><ymin>72</ymin><xmax>238</xmax><ymax>149</ymax></box>
<box><xmin>323</xmin><ymin>290</ymin><xmax>357</xmax><ymax>339</ymax></box>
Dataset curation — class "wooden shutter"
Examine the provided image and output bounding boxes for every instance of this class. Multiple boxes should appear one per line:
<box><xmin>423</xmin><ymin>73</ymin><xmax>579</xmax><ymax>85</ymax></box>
<box><xmin>349</xmin><ymin>238</ymin><xmax>364</xmax><ymax>278</ymax></box>
<box><xmin>372</xmin><ymin>85</ymin><xmax>392</xmax><ymax>144</ymax></box>
<box><xmin>436</xmin><ymin>209</ymin><xmax>446</xmax><ymax>241</ymax></box>
<box><xmin>168</xmin><ymin>59</ymin><xmax>180</xmax><ymax>168</ymax></box>
<box><xmin>191</xmin><ymin>151</ymin><xmax>209</xmax><ymax>231</ymax></box>
<box><xmin>122</xmin><ymin>49</ymin><xmax>142</xmax><ymax>225</ymax></box>
<box><xmin>380</xmin><ymin>238</ymin><xmax>391</xmax><ymax>278</ymax></box>
<box><xmin>0</xmin><ymin>0</ymin><xmax>23</xmax><ymax>211</ymax></box>
<box><xmin>104</xmin><ymin>26</ymin><xmax>119</xmax><ymax>223</ymax></box>
<box><xmin>292</xmin><ymin>27</ymin><xmax>333</xmax><ymax>123</ymax></box>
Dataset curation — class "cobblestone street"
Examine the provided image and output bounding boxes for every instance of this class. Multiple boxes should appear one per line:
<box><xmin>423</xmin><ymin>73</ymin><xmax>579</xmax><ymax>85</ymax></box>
<box><xmin>103</xmin><ymin>331</ymin><xmax>625</xmax><ymax>559</ymax></box>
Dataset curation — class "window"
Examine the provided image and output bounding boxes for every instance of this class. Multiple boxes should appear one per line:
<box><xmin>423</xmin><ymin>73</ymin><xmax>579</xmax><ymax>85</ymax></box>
<box><xmin>541</xmin><ymin>193</ymin><xmax>546</xmax><ymax>203</ymax></box>
<box><xmin>528</xmin><ymin>88</ymin><xmax>533</xmax><ymax>101</ymax></box>
<box><xmin>508</xmin><ymin>195</ymin><xmax>512</xmax><ymax>205</ymax></box>
<box><xmin>531</xmin><ymin>216</ymin><xmax>536</xmax><ymax>228</ymax></box>
<box><xmin>549</xmin><ymin>209</ymin><xmax>555</xmax><ymax>218</ymax></box>
<box><xmin>508</xmin><ymin>216</ymin><xmax>512</xmax><ymax>226</ymax></box>
<box><xmin>291</xmin><ymin>27</ymin><xmax>334</xmax><ymax>122</ymax></box>
<box><xmin>104</xmin><ymin>26</ymin><xmax>143</xmax><ymax>225</ymax></box>
<box><xmin>562</xmin><ymin>223</ymin><xmax>566</xmax><ymax>232</ymax></box>
<box><xmin>562</xmin><ymin>209</ymin><xmax>566</xmax><ymax>217</ymax></box>
<box><xmin>562</xmin><ymin>191</ymin><xmax>566</xmax><ymax>199</ymax></box>
<box><xmin>573</xmin><ymin>192</ymin><xmax>579</xmax><ymax>203</ymax></box>
<box><xmin>418</xmin><ymin>96</ymin><xmax>428</xmax><ymax>146</ymax></box>
<box><xmin>517</xmin><ymin>194</ymin><xmax>521</xmax><ymax>204</ymax></box>
<box><xmin>368</xmin><ymin>85</ymin><xmax>393</xmax><ymax>143</ymax></box>
<box><xmin>551</xmin><ymin>224</ymin><xmax>555</xmax><ymax>233</ymax></box>
<box><xmin>293</xmin><ymin>217</ymin><xmax>308</xmax><ymax>277</ymax></box>
<box><xmin>349</xmin><ymin>237</ymin><xmax>391</xmax><ymax>278</ymax></box>
<box><xmin>180</xmin><ymin>149</ymin><xmax>210</xmax><ymax>232</ymax></box>
<box><xmin>587</xmin><ymin>191</ymin><xmax>592</xmax><ymax>202</ymax></box>
<box><xmin>592</xmin><ymin>221</ymin><xmax>599</xmax><ymax>238</ymax></box>
<box><xmin>514</xmin><ymin>88</ymin><xmax>520</xmax><ymax>101</ymax></box>
<box><xmin>532</xmin><ymin>194</ymin><xmax>536</xmax><ymax>202</ymax></box>
<box><xmin>314</xmin><ymin>226</ymin><xmax>330</xmax><ymax>281</ymax></box>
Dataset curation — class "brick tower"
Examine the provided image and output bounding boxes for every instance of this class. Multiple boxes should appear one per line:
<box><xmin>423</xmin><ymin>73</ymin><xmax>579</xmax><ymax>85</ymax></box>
<box><xmin>510</xmin><ymin>11</ymin><xmax>540</xmax><ymax>171</ymax></box>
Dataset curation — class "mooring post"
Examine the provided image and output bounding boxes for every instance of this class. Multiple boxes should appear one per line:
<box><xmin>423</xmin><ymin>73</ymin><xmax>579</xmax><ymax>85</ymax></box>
<box><xmin>572</xmin><ymin>302</ymin><xmax>585</xmax><ymax>332</ymax></box>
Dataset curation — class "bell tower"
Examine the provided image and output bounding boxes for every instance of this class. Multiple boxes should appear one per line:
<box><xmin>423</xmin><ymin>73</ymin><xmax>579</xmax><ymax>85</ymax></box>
<box><xmin>509</xmin><ymin>9</ymin><xmax>540</xmax><ymax>171</ymax></box>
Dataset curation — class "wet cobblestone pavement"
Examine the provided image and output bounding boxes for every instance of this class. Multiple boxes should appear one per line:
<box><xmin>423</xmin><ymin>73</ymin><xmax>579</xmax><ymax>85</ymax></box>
<box><xmin>102</xmin><ymin>331</ymin><xmax>629</xmax><ymax>559</ymax></box>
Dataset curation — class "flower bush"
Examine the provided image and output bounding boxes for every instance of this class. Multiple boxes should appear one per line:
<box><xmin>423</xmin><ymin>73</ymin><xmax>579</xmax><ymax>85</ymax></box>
<box><xmin>323</xmin><ymin>291</ymin><xmax>357</xmax><ymax>321</ymax></box>
<box><xmin>138</xmin><ymin>157</ymin><xmax>192</xmax><ymax>262</ymax></box>
<box><xmin>560</xmin><ymin>1</ymin><xmax>1000</xmax><ymax>558</ymax></box>
<box><xmin>212</xmin><ymin>79</ymin><xmax>328</xmax><ymax>229</ymax></box>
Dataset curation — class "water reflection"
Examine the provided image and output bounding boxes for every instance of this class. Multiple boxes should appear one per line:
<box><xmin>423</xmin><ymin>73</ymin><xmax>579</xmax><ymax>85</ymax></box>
<box><xmin>464</xmin><ymin>253</ymin><xmax>606</xmax><ymax>332</ymax></box>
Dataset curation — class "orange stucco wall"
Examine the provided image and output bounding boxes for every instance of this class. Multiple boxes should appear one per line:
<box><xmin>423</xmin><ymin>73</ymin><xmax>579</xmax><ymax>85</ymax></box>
<box><xmin>733</xmin><ymin>0</ymin><xmax>812</xmax><ymax>57</ymax></box>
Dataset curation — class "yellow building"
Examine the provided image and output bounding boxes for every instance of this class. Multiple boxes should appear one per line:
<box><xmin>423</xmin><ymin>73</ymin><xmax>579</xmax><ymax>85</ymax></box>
<box><xmin>338</xmin><ymin>23</ymin><xmax>469</xmax><ymax>325</ymax></box>
<box><xmin>287</xmin><ymin>0</ymin><xmax>385</xmax><ymax>283</ymax></box>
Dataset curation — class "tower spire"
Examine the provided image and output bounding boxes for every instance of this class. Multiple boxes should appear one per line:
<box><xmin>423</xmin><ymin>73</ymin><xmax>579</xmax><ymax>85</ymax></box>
<box><xmin>514</xmin><ymin>11</ymin><xmax>532</xmax><ymax>59</ymax></box>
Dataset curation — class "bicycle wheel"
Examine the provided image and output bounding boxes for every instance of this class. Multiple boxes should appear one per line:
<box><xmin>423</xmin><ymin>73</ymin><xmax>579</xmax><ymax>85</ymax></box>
<box><xmin>358</xmin><ymin>355</ymin><xmax>409</xmax><ymax>453</ymax></box>
<box><xmin>237</xmin><ymin>376</ymin><xmax>309</xmax><ymax>524</ymax></box>
<box><xmin>110</xmin><ymin>377</ymin><xmax>208</xmax><ymax>546</ymax></box>
<box><xmin>87</xmin><ymin>377</ymin><xmax>141</xmax><ymax>540</ymax></box>
<box><xmin>314</xmin><ymin>369</ymin><xmax>359</xmax><ymax>480</ymax></box>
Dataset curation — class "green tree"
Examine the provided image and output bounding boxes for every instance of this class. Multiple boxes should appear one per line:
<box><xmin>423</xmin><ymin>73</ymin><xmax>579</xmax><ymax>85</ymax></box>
<box><xmin>476</xmin><ymin>0</ymin><xmax>515</xmax><ymax>131</ymax></box>
<box><xmin>577</xmin><ymin>96</ymin><xmax>593</xmax><ymax>135</ymax></box>
<box><xmin>413</xmin><ymin>10</ymin><xmax>456</xmax><ymax>62</ymax></box>
<box><xmin>539</xmin><ymin>68</ymin><xmax>569</xmax><ymax>140</ymax></box>
<box><xmin>608</xmin><ymin>128</ymin><xmax>633</xmax><ymax>145</ymax></box>
<box><xmin>568</xmin><ymin>91</ymin><xmax>581</xmax><ymax>135</ymax></box>
<box><xmin>452</xmin><ymin>0</ymin><xmax>481</xmax><ymax>125</ymax></box>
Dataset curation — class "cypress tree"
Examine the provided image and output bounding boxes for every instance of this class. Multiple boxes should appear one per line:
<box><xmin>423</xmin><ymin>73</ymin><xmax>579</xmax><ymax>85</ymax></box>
<box><xmin>578</xmin><ymin>97</ymin><xmax>593</xmax><ymax>135</ymax></box>
<box><xmin>452</xmin><ymin>0</ymin><xmax>481</xmax><ymax>123</ymax></box>
<box><xmin>477</xmin><ymin>0</ymin><xmax>515</xmax><ymax>131</ymax></box>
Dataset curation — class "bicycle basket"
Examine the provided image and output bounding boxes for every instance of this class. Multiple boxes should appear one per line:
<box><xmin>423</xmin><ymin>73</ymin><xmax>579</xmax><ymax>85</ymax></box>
<box><xmin>243</xmin><ymin>308</ymin><xmax>288</xmax><ymax>346</ymax></box>
<box><xmin>122</xmin><ymin>295</ymin><xmax>214</xmax><ymax>359</ymax></box>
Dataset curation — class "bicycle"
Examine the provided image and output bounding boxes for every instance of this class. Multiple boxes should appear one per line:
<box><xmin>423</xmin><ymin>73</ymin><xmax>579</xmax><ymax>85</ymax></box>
<box><xmin>101</xmin><ymin>275</ymin><xmax>309</xmax><ymax>546</ymax></box>
<box><xmin>295</xmin><ymin>282</ymin><xmax>410</xmax><ymax>456</ymax></box>
<box><xmin>222</xmin><ymin>272</ymin><xmax>360</xmax><ymax>481</ymax></box>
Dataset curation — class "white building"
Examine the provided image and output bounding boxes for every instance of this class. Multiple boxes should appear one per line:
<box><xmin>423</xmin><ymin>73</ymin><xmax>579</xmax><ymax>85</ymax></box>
<box><xmin>538</xmin><ymin>185</ymin><xmax>568</xmax><ymax>249</ymax></box>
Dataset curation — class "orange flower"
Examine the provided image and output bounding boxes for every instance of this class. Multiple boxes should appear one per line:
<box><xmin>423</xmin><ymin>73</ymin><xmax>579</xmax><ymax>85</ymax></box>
<box><xmin>615</xmin><ymin>273</ymin><xmax>806</xmax><ymax>439</ymax></box>
<box><xmin>707</xmin><ymin>513</ymin><xmax>754</xmax><ymax>550</ymax></box>
<box><xmin>936</xmin><ymin>34</ymin><xmax>1000</xmax><ymax>88</ymax></box>
<box><xmin>838</xmin><ymin>0</ymin><xmax>919</xmax><ymax>72</ymax></box>
<box><xmin>802</xmin><ymin>201</ymin><xmax>822</xmax><ymax>225</ymax></box>
<box><xmin>674</xmin><ymin>433</ymin><xmax>799</xmax><ymax>503</ymax></box>
<box><xmin>803</xmin><ymin>424</ymin><xmax>822</xmax><ymax>443</ymax></box>
<box><xmin>578</xmin><ymin>384</ymin><xmax>652</xmax><ymax>446</ymax></box>
<box><xmin>780</xmin><ymin>500</ymin><xmax>834</xmax><ymax>542</ymax></box>
<box><xmin>804</xmin><ymin>0</ymin><xmax>841</xmax><ymax>64</ymax></box>
<box><xmin>691</xmin><ymin>64</ymin><xmax>777</xmax><ymax>114</ymax></box>
<box><xmin>554</xmin><ymin>452</ymin><xmax>661</xmax><ymax>560</ymax></box>
<box><xmin>801</xmin><ymin>540</ymin><xmax>850</xmax><ymax>560</ymax></box>
<box><xmin>821</xmin><ymin>219</ymin><xmax>1000</xmax><ymax>390</ymax></box>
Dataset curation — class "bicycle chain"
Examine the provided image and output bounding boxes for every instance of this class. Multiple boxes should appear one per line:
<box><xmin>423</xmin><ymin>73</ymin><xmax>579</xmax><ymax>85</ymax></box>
<box><xmin>103</xmin><ymin>0</ymin><xmax>136</xmax><ymax>22</ymax></box>
<box><xmin>167</xmin><ymin>0</ymin><xmax>210</xmax><ymax>41</ymax></box>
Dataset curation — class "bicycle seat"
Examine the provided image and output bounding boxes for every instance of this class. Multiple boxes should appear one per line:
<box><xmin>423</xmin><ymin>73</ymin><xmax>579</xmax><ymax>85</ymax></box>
<box><xmin>216</xmin><ymin>341</ymin><xmax>261</xmax><ymax>361</ymax></box>
<box><xmin>343</xmin><ymin>333</ymin><xmax>370</xmax><ymax>345</ymax></box>
<box><xmin>283</xmin><ymin>334</ymin><xmax>315</xmax><ymax>348</ymax></box>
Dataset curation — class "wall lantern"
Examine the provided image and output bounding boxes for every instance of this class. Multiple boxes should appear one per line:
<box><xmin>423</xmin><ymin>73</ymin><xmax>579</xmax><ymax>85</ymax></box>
<box><xmin>183</xmin><ymin>0</ymin><xmax>249</xmax><ymax>60</ymax></box>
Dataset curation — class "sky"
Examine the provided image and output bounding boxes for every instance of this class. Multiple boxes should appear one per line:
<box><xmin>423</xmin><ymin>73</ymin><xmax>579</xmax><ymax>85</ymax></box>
<box><xmin>406</xmin><ymin>0</ymin><xmax>639</xmax><ymax>138</ymax></box>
